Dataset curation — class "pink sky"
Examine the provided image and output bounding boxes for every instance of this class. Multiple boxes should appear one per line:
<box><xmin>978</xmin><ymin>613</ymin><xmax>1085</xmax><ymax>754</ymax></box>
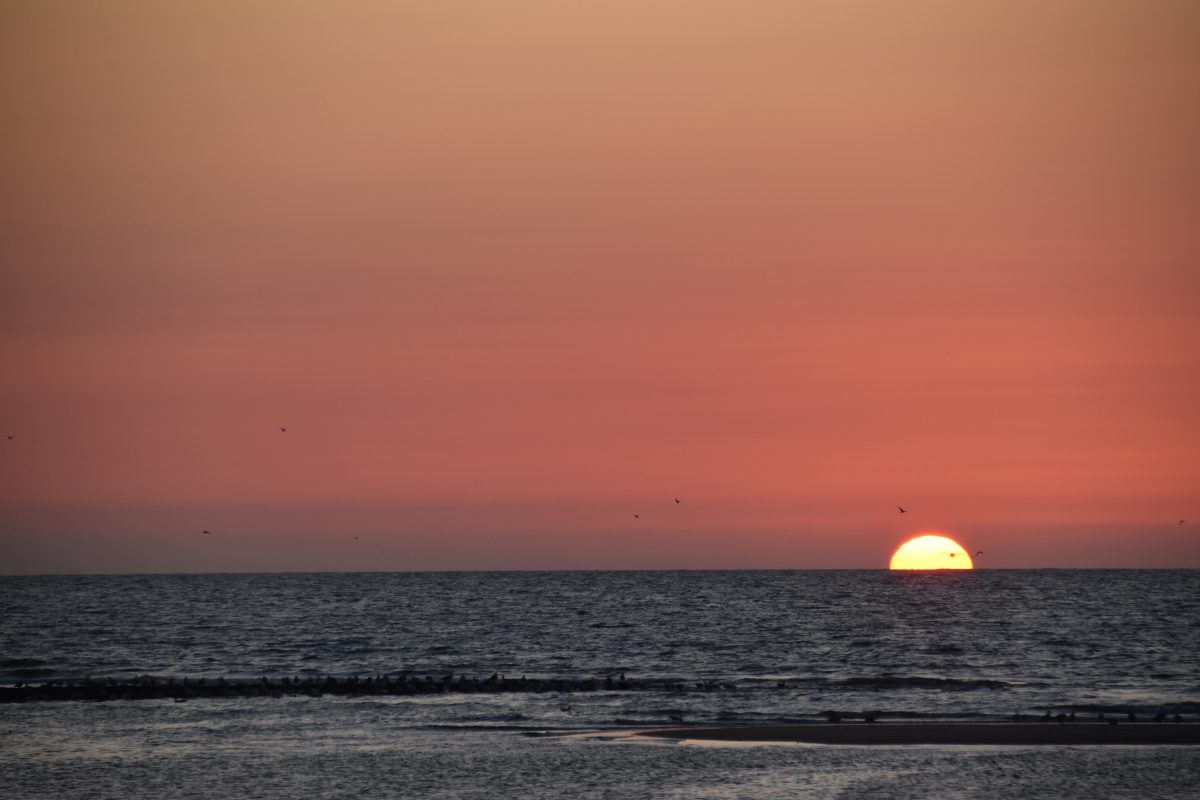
<box><xmin>2</xmin><ymin>1</ymin><xmax>1198</xmax><ymax>572</ymax></box>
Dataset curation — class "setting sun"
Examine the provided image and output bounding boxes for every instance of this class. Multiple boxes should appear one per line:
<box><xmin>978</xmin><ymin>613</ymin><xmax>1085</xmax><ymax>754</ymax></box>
<box><xmin>890</xmin><ymin>534</ymin><xmax>974</xmax><ymax>570</ymax></box>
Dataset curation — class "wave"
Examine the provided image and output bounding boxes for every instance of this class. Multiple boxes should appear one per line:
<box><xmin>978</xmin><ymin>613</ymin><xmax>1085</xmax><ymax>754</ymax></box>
<box><xmin>6</xmin><ymin>667</ymin><xmax>58</xmax><ymax>679</ymax></box>
<box><xmin>0</xmin><ymin>658</ymin><xmax>58</xmax><ymax>681</ymax></box>
<box><xmin>833</xmin><ymin>676</ymin><xmax>1016</xmax><ymax>691</ymax></box>
<box><xmin>0</xmin><ymin>658</ymin><xmax>50</xmax><ymax>668</ymax></box>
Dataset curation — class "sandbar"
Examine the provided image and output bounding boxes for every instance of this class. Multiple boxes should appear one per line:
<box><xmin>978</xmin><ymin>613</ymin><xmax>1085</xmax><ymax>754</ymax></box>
<box><xmin>638</xmin><ymin>723</ymin><xmax>1200</xmax><ymax>746</ymax></box>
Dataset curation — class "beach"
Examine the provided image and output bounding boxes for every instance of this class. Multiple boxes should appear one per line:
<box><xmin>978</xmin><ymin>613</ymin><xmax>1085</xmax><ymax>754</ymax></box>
<box><xmin>4</xmin><ymin>570</ymin><xmax>1199</xmax><ymax>798</ymax></box>
<box><xmin>638</xmin><ymin>722</ymin><xmax>1200</xmax><ymax>746</ymax></box>
<box><xmin>3</xmin><ymin>701</ymin><xmax>1199</xmax><ymax>800</ymax></box>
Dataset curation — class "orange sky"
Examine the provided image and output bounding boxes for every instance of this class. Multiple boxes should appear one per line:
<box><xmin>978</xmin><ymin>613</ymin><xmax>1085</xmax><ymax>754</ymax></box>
<box><xmin>2</xmin><ymin>1</ymin><xmax>1198</xmax><ymax>572</ymax></box>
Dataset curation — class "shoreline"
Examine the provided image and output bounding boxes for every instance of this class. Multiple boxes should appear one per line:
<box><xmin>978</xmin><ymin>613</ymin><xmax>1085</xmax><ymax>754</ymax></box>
<box><xmin>637</xmin><ymin>723</ymin><xmax>1200</xmax><ymax>746</ymax></box>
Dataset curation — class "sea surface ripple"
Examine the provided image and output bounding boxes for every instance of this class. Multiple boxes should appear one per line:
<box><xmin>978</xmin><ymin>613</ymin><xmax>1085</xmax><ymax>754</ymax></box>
<box><xmin>2</xmin><ymin>570</ymin><xmax>1197</xmax><ymax>726</ymax></box>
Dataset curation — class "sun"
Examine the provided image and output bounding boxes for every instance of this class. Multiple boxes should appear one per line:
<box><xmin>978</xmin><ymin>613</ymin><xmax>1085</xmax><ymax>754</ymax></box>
<box><xmin>889</xmin><ymin>534</ymin><xmax>974</xmax><ymax>570</ymax></box>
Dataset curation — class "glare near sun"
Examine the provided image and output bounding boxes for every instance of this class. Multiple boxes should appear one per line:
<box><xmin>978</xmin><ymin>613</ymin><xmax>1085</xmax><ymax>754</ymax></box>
<box><xmin>890</xmin><ymin>534</ymin><xmax>974</xmax><ymax>570</ymax></box>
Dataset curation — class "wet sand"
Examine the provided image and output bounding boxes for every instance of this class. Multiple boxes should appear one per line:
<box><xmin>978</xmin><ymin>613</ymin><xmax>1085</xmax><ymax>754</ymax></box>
<box><xmin>639</xmin><ymin>723</ymin><xmax>1200</xmax><ymax>746</ymax></box>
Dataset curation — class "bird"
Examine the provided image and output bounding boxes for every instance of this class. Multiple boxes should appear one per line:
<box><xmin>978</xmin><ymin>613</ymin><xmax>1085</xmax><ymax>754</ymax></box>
<box><xmin>279</xmin><ymin>426</ymin><xmax>287</xmax><ymax>432</ymax></box>
<box><xmin>633</xmin><ymin>514</ymin><xmax>639</xmax><ymax>519</ymax></box>
<box><xmin>201</xmin><ymin>530</ymin><xmax>211</xmax><ymax>535</ymax></box>
<box><xmin>898</xmin><ymin>506</ymin><xmax>907</xmax><ymax>513</ymax></box>
<box><xmin>674</xmin><ymin>498</ymin><xmax>681</xmax><ymax>504</ymax></box>
<box><xmin>975</xmin><ymin>550</ymin><xmax>983</xmax><ymax>557</ymax></box>
<box><xmin>5</xmin><ymin>434</ymin><xmax>13</xmax><ymax>440</ymax></box>
<box><xmin>1180</xmin><ymin>520</ymin><xmax>1186</xmax><ymax>526</ymax></box>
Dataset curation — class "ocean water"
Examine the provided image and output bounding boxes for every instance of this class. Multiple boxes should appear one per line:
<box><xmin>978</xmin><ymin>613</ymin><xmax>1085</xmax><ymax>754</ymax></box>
<box><xmin>2</xmin><ymin>570</ymin><xmax>1198</xmax><ymax>798</ymax></box>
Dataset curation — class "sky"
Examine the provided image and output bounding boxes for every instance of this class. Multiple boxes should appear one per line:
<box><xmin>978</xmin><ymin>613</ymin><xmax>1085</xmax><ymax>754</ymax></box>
<box><xmin>2</xmin><ymin>0</ymin><xmax>1198</xmax><ymax>573</ymax></box>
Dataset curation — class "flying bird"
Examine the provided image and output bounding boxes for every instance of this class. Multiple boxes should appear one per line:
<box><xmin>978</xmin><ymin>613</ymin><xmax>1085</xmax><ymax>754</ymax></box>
<box><xmin>1180</xmin><ymin>520</ymin><xmax>1186</xmax><ymax>526</ymax></box>
<box><xmin>975</xmin><ymin>551</ymin><xmax>983</xmax><ymax>557</ymax></box>
<box><xmin>674</xmin><ymin>498</ymin><xmax>681</xmax><ymax>504</ymax></box>
<box><xmin>898</xmin><ymin>506</ymin><xmax>907</xmax><ymax>513</ymax></box>
<box><xmin>633</xmin><ymin>514</ymin><xmax>640</xmax><ymax>519</ymax></box>
<box><xmin>5</xmin><ymin>435</ymin><xmax>13</xmax><ymax>440</ymax></box>
<box><xmin>279</xmin><ymin>427</ymin><xmax>287</xmax><ymax>433</ymax></box>
<box><xmin>202</xmin><ymin>530</ymin><xmax>211</xmax><ymax>535</ymax></box>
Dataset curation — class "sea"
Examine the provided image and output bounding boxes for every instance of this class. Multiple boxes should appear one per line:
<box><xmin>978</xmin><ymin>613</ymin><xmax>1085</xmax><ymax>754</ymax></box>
<box><xmin>1</xmin><ymin>569</ymin><xmax>1197</xmax><ymax>799</ymax></box>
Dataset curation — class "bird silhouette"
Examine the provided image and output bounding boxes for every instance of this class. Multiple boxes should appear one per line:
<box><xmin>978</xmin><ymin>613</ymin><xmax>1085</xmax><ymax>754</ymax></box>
<box><xmin>201</xmin><ymin>530</ymin><xmax>211</xmax><ymax>535</ymax></box>
<box><xmin>1180</xmin><ymin>520</ymin><xmax>1186</xmax><ymax>526</ymax></box>
<box><xmin>279</xmin><ymin>427</ymin><xmax>287</xmax><ymax>433</ymax></box>
<box><xmin>674</xmin><ymin>498</ymin><xmax>681</xmax><ymax>504</ymax></box>
<box><xmin>5</xmin><ymin>435</ymin><xmax>13</xmax><ymax>440</ymax></box>
<box><xmin>898</xmin><ymin>506</ymin><xmax>907</xmax><ymax>513</ymax></box>
<box><xmin>975</xmin><ymin>550</ymin><xmax>983</xmax><ymax>557</ymax></box>
<box><xmin>633</xmin><ymin>514</ymin><xmax>640</xmax><ymax>519</ymax></box>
